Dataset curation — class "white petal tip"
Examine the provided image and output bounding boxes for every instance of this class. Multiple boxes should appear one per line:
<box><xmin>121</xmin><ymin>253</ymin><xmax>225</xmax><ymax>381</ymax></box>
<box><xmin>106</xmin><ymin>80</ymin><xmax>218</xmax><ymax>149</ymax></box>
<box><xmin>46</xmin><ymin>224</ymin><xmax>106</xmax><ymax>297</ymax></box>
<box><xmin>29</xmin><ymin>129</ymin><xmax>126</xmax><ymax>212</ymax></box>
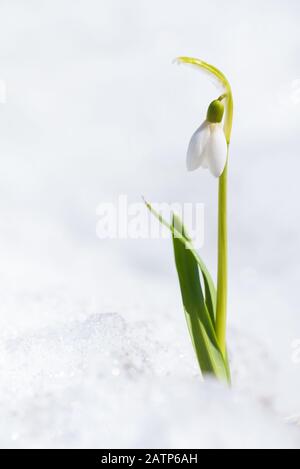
<box><xmin>210</xmin><ymin>163</ymin><xmax>227</xmax><ymax>178</ymax></box>
<box><xmin>210</xmin><ymin>165</ymin><xmax>226</xmax><ymax>178</ymax></box>
<box><xmin>186</xmin><ymin>155</ymin><xmax>198</xmax><ymax>172</ymax></box>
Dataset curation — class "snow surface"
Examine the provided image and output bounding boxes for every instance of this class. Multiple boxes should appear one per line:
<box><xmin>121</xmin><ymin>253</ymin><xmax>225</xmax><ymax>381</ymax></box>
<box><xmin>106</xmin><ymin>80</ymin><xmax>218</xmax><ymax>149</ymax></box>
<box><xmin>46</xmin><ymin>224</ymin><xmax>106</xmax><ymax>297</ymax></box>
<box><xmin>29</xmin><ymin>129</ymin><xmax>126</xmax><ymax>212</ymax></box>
<box><xmin>1</xmin><ymin>307</ymin><xmax>300</xmax><ymax>449</ymax></box>
<box><xmin>0</xmin><ymin>0</ymin><xmax>300</xmax><ymax>449</ymax></box>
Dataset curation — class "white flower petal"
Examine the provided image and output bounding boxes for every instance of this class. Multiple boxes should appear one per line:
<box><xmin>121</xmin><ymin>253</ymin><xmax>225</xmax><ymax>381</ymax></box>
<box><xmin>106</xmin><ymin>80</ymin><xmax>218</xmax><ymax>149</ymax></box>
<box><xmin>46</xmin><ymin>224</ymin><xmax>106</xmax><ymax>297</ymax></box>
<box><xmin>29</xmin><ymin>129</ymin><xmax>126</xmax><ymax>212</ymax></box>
<box><xmin>206</xmin><ymin>125</ymin><xmax>228</xmax><ymax>177</ymax></box>
<box><xmin>186</xmin><ymin>121</ymin><xmax>210</xmax><ymax>172</ymax></box>
<box><xmin>201</xmin><ymin>151</ymin><xmax>209</xmax><ymax>169</ymax></box>
<box><xmin>201</xmin><ymin>152</ymin><xmax>209</xmax><ymax>169</ymax></box>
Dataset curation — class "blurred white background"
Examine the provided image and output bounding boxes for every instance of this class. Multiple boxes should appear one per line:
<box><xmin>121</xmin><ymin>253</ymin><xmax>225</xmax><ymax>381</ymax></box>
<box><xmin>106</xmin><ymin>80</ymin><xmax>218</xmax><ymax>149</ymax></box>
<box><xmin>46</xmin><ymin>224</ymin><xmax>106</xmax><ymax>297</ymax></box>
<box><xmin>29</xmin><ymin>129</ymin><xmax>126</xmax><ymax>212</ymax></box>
<box><xmin>0</xmin><ymin>0</ymin><xmax>299</xmax><ymax>449</ymax></box>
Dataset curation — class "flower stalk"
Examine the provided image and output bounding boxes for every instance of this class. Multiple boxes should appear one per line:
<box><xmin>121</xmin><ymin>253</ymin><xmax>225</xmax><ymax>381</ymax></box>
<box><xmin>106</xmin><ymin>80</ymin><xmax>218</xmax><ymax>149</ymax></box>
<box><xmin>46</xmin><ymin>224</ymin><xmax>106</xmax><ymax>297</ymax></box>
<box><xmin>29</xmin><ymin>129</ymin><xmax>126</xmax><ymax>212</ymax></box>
<box><xmin>216</xmin><ymin>92</ymin><xmax>233</xmax><ymax>356</ymax></box>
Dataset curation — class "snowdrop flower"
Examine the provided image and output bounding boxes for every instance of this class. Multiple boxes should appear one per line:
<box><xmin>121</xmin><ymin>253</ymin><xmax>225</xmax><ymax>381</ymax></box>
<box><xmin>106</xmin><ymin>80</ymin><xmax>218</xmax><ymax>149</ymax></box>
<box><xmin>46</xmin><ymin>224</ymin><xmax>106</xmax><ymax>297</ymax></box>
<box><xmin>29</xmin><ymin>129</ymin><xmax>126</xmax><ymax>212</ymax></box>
<box><xmin>146</xmin><ymin>57</ymin><xmax>234</xmax><ymax>382</ymax></box>
<box><xmin>187</xmin><ymin>98</ymin><xmax>228</xmax><ymax>177</ymax></box>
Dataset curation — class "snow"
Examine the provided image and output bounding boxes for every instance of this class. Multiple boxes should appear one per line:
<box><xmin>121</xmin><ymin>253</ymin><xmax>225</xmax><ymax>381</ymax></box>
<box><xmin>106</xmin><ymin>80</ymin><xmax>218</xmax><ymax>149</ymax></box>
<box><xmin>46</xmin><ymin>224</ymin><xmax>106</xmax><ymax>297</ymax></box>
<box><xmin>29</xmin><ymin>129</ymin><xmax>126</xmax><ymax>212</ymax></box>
<box><xmin>0</xmin><ymin>0</ymin><xmax>300</xmax><ymax>449</ymax></box>
<box><xmin>1</xmin><ymin>311</ymin><xmax>299</xmax><ymax>449</ymax></box>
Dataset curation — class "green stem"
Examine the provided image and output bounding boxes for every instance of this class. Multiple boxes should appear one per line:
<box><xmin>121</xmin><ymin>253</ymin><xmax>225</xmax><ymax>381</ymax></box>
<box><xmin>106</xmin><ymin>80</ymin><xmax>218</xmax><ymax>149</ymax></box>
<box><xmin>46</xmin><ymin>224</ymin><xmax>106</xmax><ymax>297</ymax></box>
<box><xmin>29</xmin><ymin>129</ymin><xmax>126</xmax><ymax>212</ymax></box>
<box><xmin>216</xmin><ymin>163</ymin><xmax>228</xmax><ymax>355</ymax></box>
<box><xmin>216</xmin><ymin>93</ymin><xmax>233</xmax><ymax>357</ymax></box>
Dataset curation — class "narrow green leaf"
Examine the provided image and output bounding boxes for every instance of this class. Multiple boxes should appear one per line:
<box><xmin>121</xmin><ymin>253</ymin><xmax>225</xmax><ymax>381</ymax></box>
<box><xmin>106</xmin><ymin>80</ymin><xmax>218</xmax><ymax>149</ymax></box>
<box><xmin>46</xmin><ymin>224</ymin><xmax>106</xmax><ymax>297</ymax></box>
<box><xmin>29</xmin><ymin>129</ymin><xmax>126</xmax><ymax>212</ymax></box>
<box><xmin>144</xmin><ymin>199</ymin><xmax>231</xmax><ymax>382</ymax></box>
<box><xmin>172</xmin><ymin>214</ymin><xmax>229</xmax><ymax>381</ymax></box>
<box><xmin>144</xmin><ymin>199</ymin><xmax>216</xmax><ymax>323</ymax></box>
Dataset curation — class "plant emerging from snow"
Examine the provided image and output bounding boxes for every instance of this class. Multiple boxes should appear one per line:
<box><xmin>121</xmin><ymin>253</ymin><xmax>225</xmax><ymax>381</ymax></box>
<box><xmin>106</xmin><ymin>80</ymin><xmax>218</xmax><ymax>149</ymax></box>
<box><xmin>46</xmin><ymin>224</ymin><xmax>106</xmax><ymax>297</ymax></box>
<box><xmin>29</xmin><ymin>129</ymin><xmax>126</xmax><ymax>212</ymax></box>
<box><xmin>145</xmin><ymin>57</ymin><xmax>233</xmax><ymax>383</ymax></box>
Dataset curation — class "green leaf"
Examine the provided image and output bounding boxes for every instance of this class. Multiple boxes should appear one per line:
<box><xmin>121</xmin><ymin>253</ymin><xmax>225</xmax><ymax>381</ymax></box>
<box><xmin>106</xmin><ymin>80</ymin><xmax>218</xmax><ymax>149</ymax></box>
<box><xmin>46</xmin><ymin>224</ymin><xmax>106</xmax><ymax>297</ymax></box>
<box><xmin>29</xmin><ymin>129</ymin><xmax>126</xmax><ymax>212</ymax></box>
<box><xmin>172</xmin><ymin>214</ymin><xmax>230</xmax><ymax>382</ymax></box>
<box><xmin>144</xmin><ymin>199</ymin><xmax>230</xmax><ymax>382</ymax></box>
<box><xmin>144</xmin><ymin>198</ymin><xmax>216</xmax><ymax>323</ymax></box>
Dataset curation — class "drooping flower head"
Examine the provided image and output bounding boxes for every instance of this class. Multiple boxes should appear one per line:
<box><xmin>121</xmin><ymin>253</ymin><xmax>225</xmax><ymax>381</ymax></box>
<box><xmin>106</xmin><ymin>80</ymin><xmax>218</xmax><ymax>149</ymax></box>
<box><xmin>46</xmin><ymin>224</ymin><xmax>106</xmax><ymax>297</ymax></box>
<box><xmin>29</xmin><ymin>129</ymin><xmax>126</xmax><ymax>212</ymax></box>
<box><xmin>187</xmin><ymin>98</ymin><xmax>228</xmax><ymax>177</ymax></box>
<box><xmin>174</xmin><ymin>57</ymin><xmax>233</xmax><ymax>179</ymax></box>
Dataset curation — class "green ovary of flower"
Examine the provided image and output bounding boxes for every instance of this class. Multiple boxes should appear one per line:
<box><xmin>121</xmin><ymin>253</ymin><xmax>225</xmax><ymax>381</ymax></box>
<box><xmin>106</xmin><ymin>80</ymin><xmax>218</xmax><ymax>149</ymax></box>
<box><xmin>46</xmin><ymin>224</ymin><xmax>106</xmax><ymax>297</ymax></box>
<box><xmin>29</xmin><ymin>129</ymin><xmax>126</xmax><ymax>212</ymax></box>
<box><xmin>206</xmin><ymin>99</ymin><xmax>225</xmax><ymax>124</ymax></box>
